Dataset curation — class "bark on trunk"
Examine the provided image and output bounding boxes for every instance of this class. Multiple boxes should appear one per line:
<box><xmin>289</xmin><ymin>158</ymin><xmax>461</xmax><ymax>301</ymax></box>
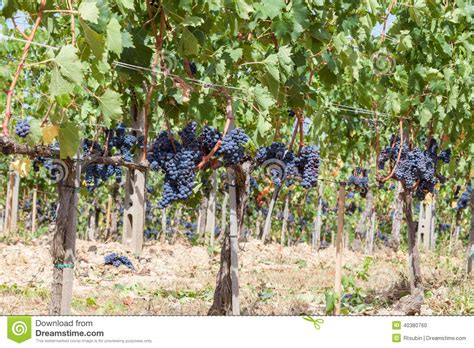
<box><xmin>402</xmin><ymin>191</ymin><xmax>423</xmax><ymax>294</ymax></box>
<box><xmin>160</xmin><ymin>208</ymin><xmax>167</xmax><ymax>242</ymax></box>
<box><xmin>50</xmin><ymin>159</ymin><xmax>80</xmax><ymax>315</ymax></box>
<box><xmin>31</xmin><ymin>187</ymin><xmax>38</xmax><ymax>235</ymax></box>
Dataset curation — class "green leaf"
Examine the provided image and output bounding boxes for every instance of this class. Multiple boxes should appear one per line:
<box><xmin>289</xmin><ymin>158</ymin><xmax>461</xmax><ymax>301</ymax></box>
<box><xmin>121</xmin><ymin>31</ymin><xmax>135</xmax><ymax>48</ymax></box>
<box><xmin>263</xmin><ymin>54</ymin><xmax>280</xmax><ymax>82</ymax></box>
<box><xmin>419</xmin><ymin>108</ymin><xmax>432</xmax><ymax>127</ymax></box>
<box><xmin>50</xmin><ymin>66</ymin><xmax>74</xmax><ymax>96</ymax></box>
<box><xmin>78</xmin><ymin>0</ymin><xmax>100</xmax><ymax>24</ymax></box>
<box><xmin>179</xmin><ymin>28</ymin><xmax>199</xmax><ymax>56</ymax></box>
<box><xmin>253</xmin><ymin>85</ymin><xmax>275</xmax><ymax>110</ymax></box>
<box><xmin>227</xmin><ymin>48</ymin><xmax>243</xmax><ymax>62</ymax></box>
<box><xmin>55</xmin><ymin>45</ymin><xmax>84</xmax><ymax>84</ymax></box>
<box><xmin>80</xmin><ymin>19</ymin><xmax>105</xmax><ymax>60</ymax></box>
<box><xmin>98</xmin><ymin>89</ymin><xmax>123</xmax><ymax>125</ymax></box>
<box><xmin>234</xmin><ymin>0</ymin><xmax>253</xmax><ymax>19</ymax></box>
<box><xmin>257</xmin><ymin>114</ymin><xmax>272</xmax><ymax>137</ymax></box>
<box><xmin>256</xmin><ymin>0</ymin><xmax>286</xmax><ymax>20</ymax></box>
<box><xmin>117</xmin><ymin>0</ymin><xmax>134</xmax><ymax>10</ymax></box>
<box><xmin>391</xmin><ymin>93</ymin><xmax>401</xmax><ymax>114</ymax></box>
<box><xmin>107</xmin><ymin>17</ymin><xmax>123</xmax><ymax>55</ymax></box>
<box><xmin>59</xmin><ymin>122</ymin><xmax>80</xmax><ymax>159</ymax></box>
<box><xmin>182</xmin><ymin>16</ymin><xmax>205</xmax><ymax>26</ymax></box>
<box><xmin>26</xmin><ymin>119</ymin><xmax>42</xmax><ymax>146</ymax></box>
<box><xmin>277</xmin><ymin>45</ymin><xmax>293</xmax><ymax>75</ymax></box>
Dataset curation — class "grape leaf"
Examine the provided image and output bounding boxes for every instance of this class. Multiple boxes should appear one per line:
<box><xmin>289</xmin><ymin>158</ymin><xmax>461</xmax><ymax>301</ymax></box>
<box><xmin>179</xmin><ymin>28</ymin><xmax>199</xmax><ymax>56</ymax></box>
<box><xmin>55</xmin><ymin>45</ymin><xmax>84</xmax><ymax>84</ymax></box>
<box><xmin>80</xmin><ymin>19</ymin><xmax>105</xmax><ymax>60</ymax></box>
<box><xmin>59</xmin><ymin>122</ymin><xmax>80</xmax><ymax>159</ymax></box>
<box><xmin>50</xmin><ymin>66</ymin><xmax>74</xmax><ymax>96</ymax></box>
<box><xmin>256</xmin><ymin>0</ymin><xmax>286</xmax><ymax>20</ymax></box>
<box><xmin>42</xmin><ymin>125</ymin><xmax>59</xmax><ymax>145</ymax></box>
<box><xmin>253</xmin><ymin>85</ymin><xmax>275</xmax><ymax>110</ymax></box>
<box><xmin>107</xmin><ymin>17</ymin><xmax>123</xmax><ymax>55</ymax></box>
<box><xmin>234</xmin><ymin>0</ymin><xmax>253</xmax><ymax>19</ymax></box>
<box><xmin>98</xmin><ymin>89</ymin><xmax>123</xmax><ymax>125</ymax></box>
<box><xmin>78</xmin><ymin>0</ymin><xmax>99</xmax><ymax>24</ymax></box>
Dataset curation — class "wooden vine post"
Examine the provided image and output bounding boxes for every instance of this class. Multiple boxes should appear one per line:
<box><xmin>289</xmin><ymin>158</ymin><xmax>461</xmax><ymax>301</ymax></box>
<box><xmin>467</xmin><ymin>191</ymin><xmax>474</xmax><ymax>276</ymax></box>
<box><xmin>334</xmin><ymin>182</ymin><xmax>346</xmax><ymax>315</ymax></box>
<box><xmin>261</xmin><ymin>185</ymin><xmax>281</xmax><ymax>242</ymax></box>
<box><xmin>312</xmin><ymin>183</ymin><xmax>324</xmax><ymax>252</ymax></box>
<box><xmin>401</xmin><ymin>190</ymin><xmax>423</xmax><ymax>294</ymax></box>
<box><xmin>209</xmin><ymin>94</ymin><xmax>244</xmax><ymax>316</ymax></box>
<box><xmin>31</xmin><ymin>186</ymin><xmax>38</xmax><ymax>235</ymax></box>
<box><xmin>50</xmin><ymin>158</ymin><xmax>81</xmax><ymax>315</ymax></box>
<box><xmin>3</xmin><ymin>170</ymin><xmax>20</xmax><ymax>235</ymax></box>
<box><xmin>122</xmin><ymin>105</ymin><xmax>146</xmax><ymax>255</ymax></box>
<box><xmin>206</xmin><ymin>171</ymin><xmax>218</xmax><ymax>248</ymax></box>
<box><xmin>281</xmin><ymin>194</ymin><xmax>290</xmax><ymax>246</ymax></box>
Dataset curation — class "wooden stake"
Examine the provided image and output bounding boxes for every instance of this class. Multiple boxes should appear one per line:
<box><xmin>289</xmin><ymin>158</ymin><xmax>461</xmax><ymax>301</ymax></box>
<box><xmin>281</xmin><ymin>194</ymin><xmax>289</xmax><ymax>246</ymax></box>
<box><xmin>31</xmin><ymin>187</ymin><xmax>37</xmax><ymax>235</ymax></box>
<box><xmin>227</xmin><ymin>167</ymin><xmax>240</xmax><ymax>315</ymax></box>
<box><xmin>334</xmin><ymin>182</ymin><xmax>346</xmax><ymax>315</ymax></box>
<box><xmin>313</xmin><ymin>183</ymin><xmax>324</xmax><ymax>252</ymax></box>
<box><xmin>402</xmin><ymin>190</ymin><xmax>423</xmax><ymax>294</ymax></box>
<box><xmin>206</xmin><ymin>171</ymin><xmax>218</xmax><ymax>248</ymax></box>
<box><xmin>260</xmin><ymin>186</ymin><xmax>280</xmax><ymax>242</ymax></box>
<box><xmin>467</xmin><ymin>190</ymin><xmax>474</xmax><ymax>276</ymax></box>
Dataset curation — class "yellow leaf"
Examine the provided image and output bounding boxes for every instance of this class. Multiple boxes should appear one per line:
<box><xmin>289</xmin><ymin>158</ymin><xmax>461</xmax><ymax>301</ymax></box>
<box><xmin>10</xmin><ymin>158</ymin><xmax>31</xmax><ymax>177</ymax></box>
<box><xmin>424</xmin><ymin>192</ymin><xmax>432</xmax><ymax>203</ymax></box>
<box><xmin>42</xmin><ymin>125</ymin><xmax>59</xmax><ymax>144</ymax></box>
<box><xmin>451</xmin><ymin>201</ymin><xmax>457</xmax><ymax>209</ymax></box>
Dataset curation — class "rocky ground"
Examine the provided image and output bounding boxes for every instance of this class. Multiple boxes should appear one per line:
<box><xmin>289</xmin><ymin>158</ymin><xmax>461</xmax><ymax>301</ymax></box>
<box><xmin>0</xmin><ymin>236</ymin><xmax>472</xmax><ymax>315</ymax></box>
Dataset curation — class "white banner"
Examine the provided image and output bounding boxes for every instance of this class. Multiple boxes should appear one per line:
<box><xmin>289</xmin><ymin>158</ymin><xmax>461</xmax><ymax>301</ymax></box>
<box><xmin>0</xmin><ymin>316</ymin><xmax>471</xmax><ymax>347</ymax></box>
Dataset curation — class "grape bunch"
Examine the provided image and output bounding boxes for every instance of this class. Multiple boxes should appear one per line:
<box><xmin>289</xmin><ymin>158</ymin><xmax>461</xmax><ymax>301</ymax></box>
<box><xmin>217</xmin><ymin>128</ymin><xmax>250</xmax><ymax>165</ymax></box>
<box><xmin>144</xmin><ymin>229</ymin><xmax>159</xmax><ymax>240</ymax></box>
<box><xmin>378</xmin><ymin>136</ymin><xmax>450</xmax><ymax>200</ymax></box>
<box><xmin>250</xmin><ymin>176</ymin><xmax>258</xmax><ymax>189</ymax></box>
<box><xmin>348</xmin><ymin>168</ymin><xmax>369</xmax><ymax>197</ymax></box>
<box><xmin>108</xmin><ymin>123</ymin><xmax>137</xmax><ymax>162</ymax></box>
<box><xmin>296</xmin><ymin>145</ymin><xmax>320</xmax><ymax>189</ymax></box>
<box><xmin>199</xmin><ymin>125</ymin><xmax>222</xmax><ymax>154</ymax></box>
<box><xmin>104</xmin><ymin>253</ymin><xmax>134</xmax><ymax>270</ymax></box>
<box><xmin>15</xmin><ymin>117</ymin><xmax>32</xmax><ymax>138</ymax></box>
<box><xmin>148</xmin><ymin>123</ymin><xmax>203</xmax><ymax>208</ymax></box>
<box><xmin>189</xmin><ymin>62</ymin><xmax>197</xmax><ymax>75</ymax></box>
<box><xmin>456</xmin><ymin>183</ymin><xmax>472</xmax><ymax>210</ymax></box>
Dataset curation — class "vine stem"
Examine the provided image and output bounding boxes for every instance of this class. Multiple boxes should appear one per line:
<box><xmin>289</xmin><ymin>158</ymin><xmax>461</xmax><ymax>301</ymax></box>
<box><xmin>142</xmin><ymin>0</ymin><xmax>163</xmax><ymax>162</ymax></box>
<box><xmin>288</xmin><ymin>113</ymin><xmax>300</xmax><ymax>151</ymax></box>
<box><xmin>196</xmin><ymin>91</ymin><xmax>233</xmax><ymax>170</ymax></box>
<box><xmin>380</xmin><ymin>0</ymin><xmax>397</xmax><ymax>43</ymax></box>
<box><xmin>2</xmin><ymin>0</ymin><xmax>47</xmax><ymax>136</ymax></box>
<box><xmin>297</xmin><ymin>111</ymin><xmax>304</xmax><ymax>153</ymax></box>
<box><xmin>67</xmin><ymin>0</ymin><xmax>76</xmax><ymax>46</ymax></box>
<box><xmin>378</xmin><ymin>117</ymin><xmax>404</xmax><ymax>183</ymax></box>
<box><xmin>11</xmin><ymin>17</ymin><xmax>28</xmax><ymax>39</ymax></box>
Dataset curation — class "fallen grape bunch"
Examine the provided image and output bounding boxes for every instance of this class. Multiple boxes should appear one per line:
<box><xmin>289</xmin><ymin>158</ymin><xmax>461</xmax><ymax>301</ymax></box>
<box><xmin>104</xmin><ymin>253</ymin><xmax>134</xmax><ymax>270</ymax></box>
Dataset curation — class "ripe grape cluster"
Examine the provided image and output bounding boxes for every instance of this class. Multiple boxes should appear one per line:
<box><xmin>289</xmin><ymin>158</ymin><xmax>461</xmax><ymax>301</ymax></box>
<box><xmin>82</xmin><ymin>138</ymin><xmax>122</xmax><ymax>191</ymax></box>
<box><xmin>104</xmin><ymin>253</ymin><xmax>134</xmax><ymax>270</ymax></box>
<box><xmin>348</xmin><ymin>168</ymin><xmax>369</xmax><ymax>197</ymax></box>
<box><xmin>216</xmin><ymin>128</ymin><xmax>250</xmax><ymax>165</ymax></box>
<box><xmin>378</xmin><ymin>136</ymin><xmax>450</xmax><ymax>200</ymax></box>
<box><xmin>15</xmin><ymin>117</ymin><xmax>32</xmax><ymax>138</ymax></box>
<box><xmin>255</xmin><ymin>143</ymin><xmax>320</xmax><ymax>188</ymax></box>
<box><xmin>149</xmin><ymin>123</ymin><xmax>251</xmax><ymax>208</ymax></box>
<box><xmin>456</xmin><ymin>183</ymin><xmax>472</xmax><ymax>210</ymax></box>
<box><xmin>149</xmin><ymin>124</ymin><xmax>202</xmax><ymax>208</ymax></box>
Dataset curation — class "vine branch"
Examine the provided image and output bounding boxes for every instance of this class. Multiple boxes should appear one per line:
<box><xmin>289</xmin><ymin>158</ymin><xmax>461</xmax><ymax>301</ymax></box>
<box><xmin>3</xmin><ymin>0</ymin><xmax>47</xmax><ymax>136</ymax></box>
